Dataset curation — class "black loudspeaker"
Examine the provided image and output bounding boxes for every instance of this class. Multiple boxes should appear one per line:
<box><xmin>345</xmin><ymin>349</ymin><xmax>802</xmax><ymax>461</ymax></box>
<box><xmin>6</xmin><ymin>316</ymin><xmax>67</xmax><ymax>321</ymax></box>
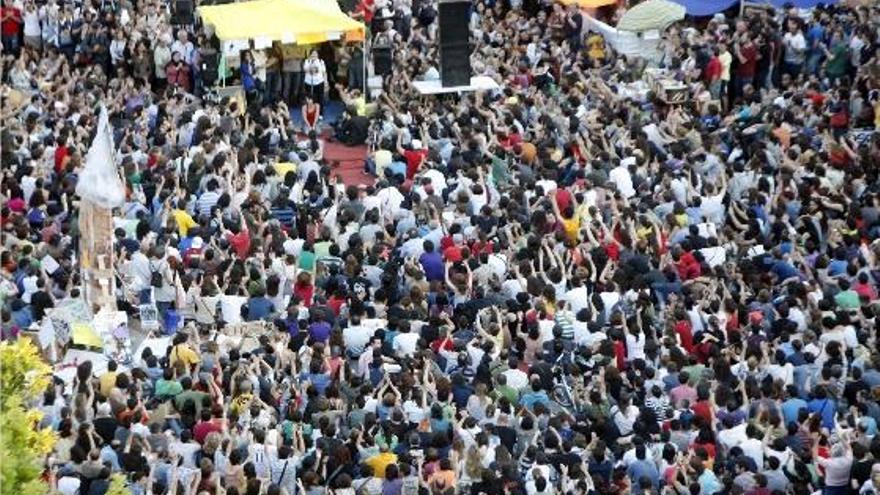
<box><xmin>438</xmin><ymin>0</ymin><xmax>471</xmax><ymax>87</ymax></box>
<box><xmin>201</xmin><ymin>51</ymin><xmax>220</xmax><ymax>86</ymax></box>
<box><xmin>172</xmin><ymin>0</ymin><xmax>194</xmax><ymax>25</ymax></box>
<box><xmin>373</xmin><ymin>46</ymin><xmax>392</xmax><ymax>76</ymax></box>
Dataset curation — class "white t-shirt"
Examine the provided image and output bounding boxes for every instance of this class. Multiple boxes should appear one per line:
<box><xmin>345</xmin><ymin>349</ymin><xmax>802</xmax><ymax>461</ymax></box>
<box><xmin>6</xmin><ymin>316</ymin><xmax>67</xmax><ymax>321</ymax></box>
<box><xmin>23</xmin><ymin>9</ymin><xmax>41</xmax><ymax>36</ymax></box>
<box><xmin>625</xmin><ymin>332</ymin><xmax>646</xmax><ymax>362</ymax></box>
<box><xmin>718</xmin><ymin>423</ymin><xmax>748</xmax><ymax>452</ymax></box>
<box><xmin>220</xmin><ymin>295</ymin><xmax>247</xmax><ymax>324</ymax></box>
<box><xmin>343</xmin><ymin>325</ymin><xmax>374</xmax><ymax>355</ymax></box>
<box><xmin>699</xmin><ymin>246</ymin><xmax>727</xmax><ymax>268</ymax></box>
<box><xmin>783</xmin><ymin>32</ymin><xmax>806</xmax><ymax>64</ymax></box>
<box><xmin>611</xmin><ymin>405</ymin><xmax>640</xmax><ymax>436</ymax></box>
<box><xmin>563</xmin><ymin>286</ymin><xmax>589</xmax><ymax>315</ymax></box>
<box><xmin>393</xmin><ymin>332</ymin><xmax>420</xmax><ymax>358</ymax></box>
<box><xmin>609</xmin><ymin>166</ymin><xmax>635</xmax><ymax>198</ymax></box>
<box><xmin>171</xmin><ymin>441</ymin><xmax>202</xmax><ymax>468</ymax></box>
<box><xmin>502</xmin><ymin>369</ymin><xmax>529</xmax><ymax>390</ymax></box>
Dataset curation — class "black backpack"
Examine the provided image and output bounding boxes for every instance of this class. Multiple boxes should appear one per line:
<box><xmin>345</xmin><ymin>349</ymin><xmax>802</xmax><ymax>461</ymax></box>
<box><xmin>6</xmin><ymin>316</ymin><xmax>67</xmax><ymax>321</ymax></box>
<box><xmin>150</xmin><ymin>265</ymin><xmax>164</xmax><ymax>288</ymax></box>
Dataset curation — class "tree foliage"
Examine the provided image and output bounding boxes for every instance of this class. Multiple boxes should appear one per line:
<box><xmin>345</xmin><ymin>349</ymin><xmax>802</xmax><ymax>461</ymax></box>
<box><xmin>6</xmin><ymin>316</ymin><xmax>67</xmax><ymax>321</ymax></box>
<box><xmin>106</xmin><ymin>473</ymin><xmax>133</xmax><ymax>495</ymax></box>
<box><xmin>0</xmin><ymin>339</ymin><xmax>57</xmax><ymax>495</ymax></box>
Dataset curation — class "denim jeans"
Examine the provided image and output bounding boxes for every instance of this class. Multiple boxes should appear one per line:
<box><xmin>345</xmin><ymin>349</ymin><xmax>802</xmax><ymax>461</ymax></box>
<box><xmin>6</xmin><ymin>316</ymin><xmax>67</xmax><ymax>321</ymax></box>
<box><xmin>281</xmin><ymin>70</ymin><xmax>302</xmax><ymax>105</ymax></box>
<box><xmin>782</xmin><ymin>61</ymin><xmax>802</xmax><ymax>79</ymax></box>
<box><xmin>265</xmin><ymin>70</ymin><xmax>281</xmax><ymax>105</ymax></box>
<box><xmin>805</xmin><ymin>53</ymin><xmax>823</xmax><ymax>76</ymax></box>
<box><xmin>166</xmin><ymin>417</ymin><xmax>183</xmax><ymax>436</ymax></box>
<box><xmin>1</xmin><ymin>34</ymin><xmax>19</xmax><ymax>56</ymax></box>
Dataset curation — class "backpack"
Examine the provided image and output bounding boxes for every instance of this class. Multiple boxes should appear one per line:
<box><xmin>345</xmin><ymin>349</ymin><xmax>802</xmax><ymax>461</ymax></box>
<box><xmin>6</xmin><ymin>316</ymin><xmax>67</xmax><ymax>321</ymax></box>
<box><xmin>150</xmin><ymin>263</ymin><xmax>164</xmax><ymax>288</ymax></box>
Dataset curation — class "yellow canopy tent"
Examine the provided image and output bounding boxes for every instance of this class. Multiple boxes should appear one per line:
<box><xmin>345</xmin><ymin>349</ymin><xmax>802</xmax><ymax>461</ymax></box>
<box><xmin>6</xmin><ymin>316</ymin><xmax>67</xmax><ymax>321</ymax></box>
<box><xmin>198</xmin><ymin>0</ymin><xmax>365</xmax><ymax>44</ymax></box>
<box><xmin>557</xmin><ymin>0</ymin><xmax>617</xmax><ymax>9</ymax></box>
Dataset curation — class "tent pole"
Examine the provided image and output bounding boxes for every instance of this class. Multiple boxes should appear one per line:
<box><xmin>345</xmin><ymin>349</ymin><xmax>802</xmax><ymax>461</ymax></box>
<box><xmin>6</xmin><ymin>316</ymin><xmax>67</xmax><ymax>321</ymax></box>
<box><xmin>363</xmin><ymin>36</ymin><xmax>368</xmax><ymax>101</ymax></box>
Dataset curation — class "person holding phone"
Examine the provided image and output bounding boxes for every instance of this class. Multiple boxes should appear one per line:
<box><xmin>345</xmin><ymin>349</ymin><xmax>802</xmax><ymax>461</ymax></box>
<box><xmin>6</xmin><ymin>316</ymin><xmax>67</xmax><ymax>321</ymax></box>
<box><xmin>302</xmin><ymin>49</ymin><xmax>327</xmax><ymax>110</ymax></box>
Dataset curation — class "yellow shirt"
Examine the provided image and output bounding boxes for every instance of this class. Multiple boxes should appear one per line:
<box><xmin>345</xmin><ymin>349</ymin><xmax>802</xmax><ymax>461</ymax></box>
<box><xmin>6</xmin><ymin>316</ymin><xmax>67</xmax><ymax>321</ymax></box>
<box><xmin>365</xmin><ymin>452</ymin><xmax>398</xmax><ymax>478</ymax></box>
<box><xmin>231</xmin><ymin>393</ymin><xmax>253</xmax><ymax>415</ymax></box>
<box><xmin>169</xmin><ymin>344</ymin><xmax>199</xmax><ymax>370</ymax></box>
<box><xmin>353</xmin><ymin>96</ymin><xmax>367</xmax><ymax>116</ymax></box>
<box><xmin>99</xmin><ymin>371</ymin><xmax>119</xmax><ymax>398</ymax></box>
<box><xmin>587</xmin><ymin>34</ymin><xmax>605</xmax><ymax>61</ymax></box>
<box><xmin>273</xmin><ymin>162</ymin><xmax>298</xmax><ymax>179</ymax></box>
<box><xmin>561</xmin><ymin>216</ymin><xmax>580</xmax><ymax>242</ymax></box>
<box><xmin>172</xmin><ymin>209</ymin><xmax>198</xmax><ymax>237</ymax></box>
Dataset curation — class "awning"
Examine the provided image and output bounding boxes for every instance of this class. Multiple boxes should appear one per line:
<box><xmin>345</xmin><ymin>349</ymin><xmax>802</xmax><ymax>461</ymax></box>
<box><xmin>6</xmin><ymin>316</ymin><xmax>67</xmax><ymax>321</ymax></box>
<box><xmin>676</xmin><ymin>0</ymin><xmax>839</xmax><ymax>16</ymax></box>
<box><xmin>557</xmin><ymin>0</ymin><xmax>618</xmax><ymax>9</ymax></box>
<box><xmin>198</xmin><ymin>0</ymin><xmax>365</xmax><ymax>44</ymax></box>
<box><xmin>674</xmin><ymin>0</ymin><xmax>737</xmax><ymax>16</ymax></box>
<box><xmin>617</xmin><ymin>0</ymin><xmax>686</xmax><ymax>32</ymax></box>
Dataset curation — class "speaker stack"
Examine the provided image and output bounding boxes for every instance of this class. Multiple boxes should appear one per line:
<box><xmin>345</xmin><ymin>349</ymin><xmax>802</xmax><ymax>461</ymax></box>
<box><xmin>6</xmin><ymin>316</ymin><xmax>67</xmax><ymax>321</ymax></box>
<box><xmin>200</xmin><ymin>51</ymin><xmax>220</xmax><ymax>86</ymax></box>
<box><xmin>373</xmin><ymin>45</ymin><xmax>393</xmax><ymax>76</ymax></box>
<box><xmin>438</xmin><ymin>0</ymin><xmax>472</xmax><ymax>87</ymax></box>
<box><xmin>172</xmin><ymin>0</ymin><xmax>194</xmax><ymax>25</ymax></box>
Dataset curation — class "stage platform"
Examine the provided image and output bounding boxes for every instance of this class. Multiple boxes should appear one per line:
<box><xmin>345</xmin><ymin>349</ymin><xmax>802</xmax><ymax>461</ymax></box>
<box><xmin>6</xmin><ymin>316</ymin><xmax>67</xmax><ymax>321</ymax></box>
<box><xmin>412</xmin><ymin>76</ymin><xmax>500</xmax><ymax>95</ymax></box>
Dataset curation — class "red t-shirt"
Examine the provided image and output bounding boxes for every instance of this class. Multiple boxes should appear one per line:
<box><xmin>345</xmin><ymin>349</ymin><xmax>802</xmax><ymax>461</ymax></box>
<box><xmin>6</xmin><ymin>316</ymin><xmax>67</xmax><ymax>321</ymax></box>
<box><xmin>54</xmin><ymin>145</ymin><xmax>69</xmax><ymax>174</ymax></box>
<box><xmin>691</xmin><ymin>441</ymin><xmax>716</xmax><ymax>460</ymax></box>
<box><xmin>613</xmin><ymin>340</ymin><xmax>626</xmax><ymax>370</ymax></box>
<box><xmin>193</xmin><ymin>420</ymin><xmax>221</xmax><ymax>444</ymax></box>
<box><xmin>676</xmin><ymin>251</ymin><xmax>701</xmax><ymax>280</ymax></box>
<box><xmin>692</xmin><ymin>400</ymin><xmax>713</xmax><ymax>425</ymax></box>
<box><xmin>226</xmin><ymin>229</ymin><xmax>251</xmax><ymax>260</ymax></box>
<box><xmin>603</xmin><ymin>242</ymin><xmax>620</xmax><ymax>262</ymax></box>
<box><xmin>328</xmin><ymin>295</ymin><xmax>346</xmax><ymax>316</ymax></box>
<box><xmin>554</xmin><ymin>189</ymin><xmax>573</xmax><ymax>214</ymax></box>
<box><xmin>704</xmin><ymin>56</ymin><xmax>721</xmax><ymax>81</ymax></box>
<box><xmin>675</xmin><ymin>320</ymin><xmax>694</xmax><ymax>353</ymax></box>
<box><xmin>430</xmin><ymin>337</ymin><xmax>454</xmax><ymax>353</ymax></box>
<box><xmin>442</xmin><ymin>245</ymin><xmax>463</xmax><ymax>263</ymax></box>
<box><xmin>404</xmin><ymin>149</ymin><xmax>427</xmax><ymax>180</ymax></box>
<box><xmin>1</xmin><ymin>7</ymin><xmax>21</xmax><ymax>36</ymax></box>
<box><xmin>293</xmin><ymin>282</ymin><xmax>314</xmax><ymax>307</ymax></box>
<box><xmin>737</xmin><ymin>44</ymin><xmax>758</xmax><ymax>78</ymax></box>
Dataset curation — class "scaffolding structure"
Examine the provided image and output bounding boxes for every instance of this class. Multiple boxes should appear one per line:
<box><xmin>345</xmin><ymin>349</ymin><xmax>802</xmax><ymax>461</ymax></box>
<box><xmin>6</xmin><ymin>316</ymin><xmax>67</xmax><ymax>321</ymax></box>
<box><xmin>78</xmin><ymin>199</ymin><xmax>117</xmax><ymax>311</ymax></box>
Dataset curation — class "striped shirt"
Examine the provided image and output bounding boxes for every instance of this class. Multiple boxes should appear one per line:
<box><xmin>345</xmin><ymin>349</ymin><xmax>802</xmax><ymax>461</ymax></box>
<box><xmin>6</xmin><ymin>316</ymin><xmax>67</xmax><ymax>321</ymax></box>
<box><xmin>554</xmin><ymin>311</ymin><xmax>576</xmax><ymax>341</ymax></box>
<box><xmin>197</xmin><ymin>190</ymin><xmax>221</xmax><ymax>217</ymax></box>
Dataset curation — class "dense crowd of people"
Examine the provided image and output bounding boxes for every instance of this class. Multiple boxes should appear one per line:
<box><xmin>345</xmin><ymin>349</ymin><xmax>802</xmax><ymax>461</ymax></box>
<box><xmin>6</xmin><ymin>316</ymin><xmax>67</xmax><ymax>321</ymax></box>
<box><xmin>3</xmin><ymin>0</ymin><xmax>880</xmax><ymax>494</ymax></box>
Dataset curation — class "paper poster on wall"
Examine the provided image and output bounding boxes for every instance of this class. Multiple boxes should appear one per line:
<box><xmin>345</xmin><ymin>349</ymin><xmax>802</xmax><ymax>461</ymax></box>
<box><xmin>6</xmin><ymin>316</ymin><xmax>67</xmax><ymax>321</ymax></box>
<box><xmin>224</xmin><ymin>39</ymin><xmax>250</xmax><ymax>55</ymax></box>
<box><xmin>254</xmin><ymin>36</ymin><xmax>273</xmax><ymax>49</ymax></box>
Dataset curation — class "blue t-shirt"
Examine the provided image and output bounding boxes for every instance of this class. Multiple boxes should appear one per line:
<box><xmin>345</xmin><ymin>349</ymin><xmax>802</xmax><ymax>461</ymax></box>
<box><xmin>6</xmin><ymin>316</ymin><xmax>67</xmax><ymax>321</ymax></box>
<box><xmin>419</xmin><ymin>251</ymin><xmax>445</xmax><ymax>282</ymax></box>
<box><xmin>781</xmin><ymin>398</ymin><xmax>808</xmax><ymax>426</ymax></box>
<box><xmin>808</xmin><ymin>398</ymin><xmax>836</xmax><ymax>430</ymax></box>
<box><xmin>246</xmin><ymin>297</ymin><xmax>275</xmax><ymax>322</ymax></box>
<box><xmin>626</xmin><ymin>460</ymin><xmax>660</xmax><ymax>493</ymax></box>
<box><xmin>308</xmin><ymin>321</ymin><xmax>332</xmax><ymax>342</ymax></box>
<box><xmin>772</xmin><ymin>260</ymin><xmax>801</xmax><ymax>281</ymax></box>
<box><xmin>806</xmin><ymin>25</ymin><xmax>825</xmax><ymax>54</ymax></box>
<box><xmin>827</xmin><ymin>259</ymin><xmax>849</xmax><ymax>277</ymax></box>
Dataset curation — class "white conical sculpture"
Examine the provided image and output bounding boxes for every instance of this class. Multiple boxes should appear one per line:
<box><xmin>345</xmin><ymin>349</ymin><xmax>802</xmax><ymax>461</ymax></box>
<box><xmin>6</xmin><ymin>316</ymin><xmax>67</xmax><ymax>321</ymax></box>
<box><xmin>75</xmin><ymin>106</ymin><xmax>125</xmax><ymax>209</ymax></box>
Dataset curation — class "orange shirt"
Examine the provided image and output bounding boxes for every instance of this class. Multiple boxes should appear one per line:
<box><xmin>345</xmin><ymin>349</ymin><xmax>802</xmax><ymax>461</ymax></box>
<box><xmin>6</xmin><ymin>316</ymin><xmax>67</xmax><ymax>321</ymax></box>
<box><xmin>520</xmin><ymin>142</ymin><xmax>537</xmax><ymax>164</ymax></box>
